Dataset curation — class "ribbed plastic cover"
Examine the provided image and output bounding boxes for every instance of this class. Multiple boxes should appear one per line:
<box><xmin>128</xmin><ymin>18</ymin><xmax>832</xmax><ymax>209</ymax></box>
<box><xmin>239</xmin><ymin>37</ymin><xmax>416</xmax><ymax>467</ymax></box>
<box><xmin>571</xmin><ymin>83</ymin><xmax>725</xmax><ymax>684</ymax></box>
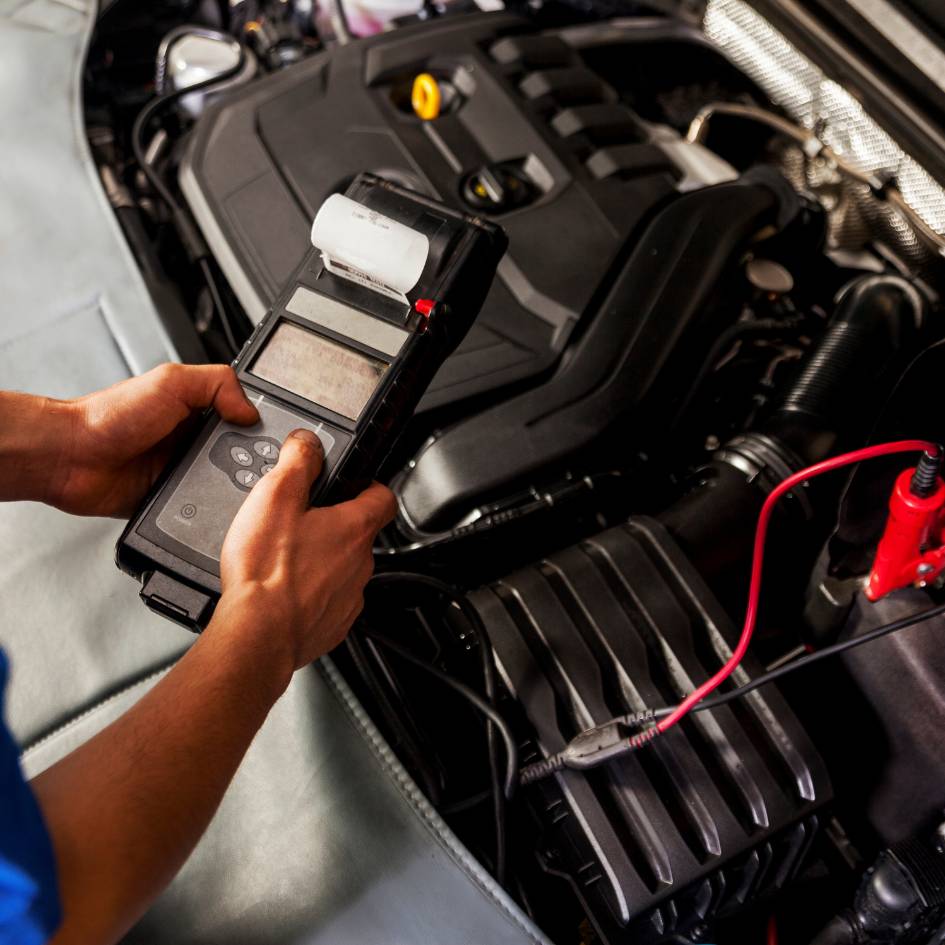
<box><xmin>470</xmin><ymin>518</ymin><xmax>831</xmax><ymax>942</ymax></box>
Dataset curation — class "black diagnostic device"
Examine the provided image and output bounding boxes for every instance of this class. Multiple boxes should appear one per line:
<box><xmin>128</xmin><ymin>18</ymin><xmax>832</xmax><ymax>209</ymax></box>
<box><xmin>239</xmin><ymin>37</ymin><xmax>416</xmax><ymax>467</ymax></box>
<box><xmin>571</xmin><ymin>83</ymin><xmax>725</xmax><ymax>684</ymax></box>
<box><xmin>117</xmin><ymin>175</ymin><xmax>506</xmax><ymax>630</ymax></box>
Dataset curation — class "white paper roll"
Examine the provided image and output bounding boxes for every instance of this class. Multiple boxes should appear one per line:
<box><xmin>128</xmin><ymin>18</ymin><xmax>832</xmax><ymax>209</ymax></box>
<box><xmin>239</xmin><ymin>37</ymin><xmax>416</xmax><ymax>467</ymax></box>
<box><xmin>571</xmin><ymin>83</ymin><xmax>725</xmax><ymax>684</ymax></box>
<box><xmin>310</xmin><ymin>194</ymin><xmax>429</xmax><ymax>298</ymax></box>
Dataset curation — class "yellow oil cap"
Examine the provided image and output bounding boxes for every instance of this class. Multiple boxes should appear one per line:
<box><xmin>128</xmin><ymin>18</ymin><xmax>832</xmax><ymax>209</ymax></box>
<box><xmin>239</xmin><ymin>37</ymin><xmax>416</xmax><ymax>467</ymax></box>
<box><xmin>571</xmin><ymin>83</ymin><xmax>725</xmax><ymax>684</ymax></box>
<box><xmin>411</xmin><ymin>73</ymin><xmax>442</xmax><ymax>121</ymax></box>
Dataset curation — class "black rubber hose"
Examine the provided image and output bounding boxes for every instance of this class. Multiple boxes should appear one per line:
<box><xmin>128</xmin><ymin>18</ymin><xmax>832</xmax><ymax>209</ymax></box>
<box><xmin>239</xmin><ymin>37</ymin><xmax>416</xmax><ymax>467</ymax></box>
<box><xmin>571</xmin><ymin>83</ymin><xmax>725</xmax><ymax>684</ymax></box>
<box><xmin>806</xmin><ymin>825</ymin><xmax>945</xmax><ymax>944</ymax></box>
<box><xmin>131</xmin><ymin>53</ymin><xmax>246</xmax><ymax>217</ymax></box>
<box><xmin>130</xmin><ymin>49</ymin><xmax>249</xmax><ymax>356</ymax></box>
<box><xmin>662</xmin><ymin>274</ymin><xmax>926</xmax><ymax>585</ymax></box>
<box><xmin>767</xmin><ymin>274</ymin><xmax>926</xmax><ymax>462</ymax></box>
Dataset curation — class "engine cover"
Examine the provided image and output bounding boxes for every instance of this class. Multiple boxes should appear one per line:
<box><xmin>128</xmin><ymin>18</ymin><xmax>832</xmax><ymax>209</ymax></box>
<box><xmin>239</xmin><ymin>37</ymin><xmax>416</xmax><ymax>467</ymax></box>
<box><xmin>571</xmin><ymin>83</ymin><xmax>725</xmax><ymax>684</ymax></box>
<box><xmin>469</xmin><ymin>518</ymin><xmax>831</xmax><ymax>943</ymax></box>
<box><xmin>179</xmin><ymin>13</ymin><xmax>737</xmax><ymax>413</ymax></box>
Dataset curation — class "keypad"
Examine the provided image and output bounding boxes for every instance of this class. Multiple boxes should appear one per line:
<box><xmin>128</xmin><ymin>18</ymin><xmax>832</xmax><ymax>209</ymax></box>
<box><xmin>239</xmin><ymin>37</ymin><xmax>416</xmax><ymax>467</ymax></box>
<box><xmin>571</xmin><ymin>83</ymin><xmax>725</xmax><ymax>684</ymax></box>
<box><xmin>209</xmin><ymin>432</ymin><xmax>283</xmax><ymax>492</ymax></box>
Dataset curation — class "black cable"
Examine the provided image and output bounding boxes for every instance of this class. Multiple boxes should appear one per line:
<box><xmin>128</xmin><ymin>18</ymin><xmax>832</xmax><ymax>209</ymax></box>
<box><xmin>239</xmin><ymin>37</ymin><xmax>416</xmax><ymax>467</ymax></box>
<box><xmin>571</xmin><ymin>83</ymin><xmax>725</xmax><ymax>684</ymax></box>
<box><xmin>439</xmin><ymin>789</ymin><xmax>491</xmax><ymax>816</ymax></box>
<box><xmin>198</xmin><ymin>256</ymin><xmax>241</xmax><ymax>357</ymax></box>
<box><xmin>364</xmin><ymin>631</ymin><xmax>519</xmax><ymax>801</ymax></box>
<box><xmin>651</xmin><ymin>601</ymin><xmax>945</xmax><ymax>720</ymax></box>
<box><xmin>373</xmin><ymin>471</ymin><xmax>622</xmax><ymax>558</ymax></box>
<box><xmin>369</xmin><ymin>571</ymin><xmax>510</xmax><ymax>882</ymax></box>
<box><xmin>131</xmin><ymin>98</ymin><xmax>182</xmax><ymax>215</ymax></box>
<box><xmin>344</xmin><ymin>632</ymin><xmax>444</xmax><ymax>806</ymax></box>
<box><xmin>131</xmin><ymin>57</ymin><xmax>246</xmax><ymax>212</ymax></box>
<box><xmin>130</xmin><ymin>53</ymin><xmax>247</xmax><ymax>355</ymax></box>
<box><xmin>522</xmin><ymin>600</ymin><xmax>945</xmax><ymax>784</ymax></box>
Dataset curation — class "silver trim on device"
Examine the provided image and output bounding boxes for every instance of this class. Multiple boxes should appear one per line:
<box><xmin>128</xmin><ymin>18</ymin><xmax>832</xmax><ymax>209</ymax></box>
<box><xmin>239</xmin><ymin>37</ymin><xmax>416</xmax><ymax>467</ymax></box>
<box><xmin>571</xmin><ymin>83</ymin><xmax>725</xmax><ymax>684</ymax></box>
<box><xmin>285</xmin><ymin>287</ymin><xmax>408</xmax><ymax>357</ymax></box>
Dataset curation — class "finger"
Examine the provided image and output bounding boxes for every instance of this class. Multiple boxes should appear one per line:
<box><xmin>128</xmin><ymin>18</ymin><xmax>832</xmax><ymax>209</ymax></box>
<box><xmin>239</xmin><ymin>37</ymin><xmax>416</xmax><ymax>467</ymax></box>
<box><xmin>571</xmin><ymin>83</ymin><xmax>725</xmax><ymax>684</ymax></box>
<box><xmin>334</xmin><ymin>482</ymin><xmax>397</xmax><ymax>537</ymax></box>
<box><xmin>223</xmin><ymin>429</ymin><xmax>324</xmax><ymax>559</ymax></box>
<box><xmin>75</xmin><ymin>364</ymin><xmax>257</xmax><ymax>461</ymax></box>
<box><xmin>149</xmin><ymin>364</ymin><xmax>259</xmax><ymax>426</ymax></box>
<box><xmin>180</xmin><ymin>364</ymin><xmax>259</xmax><ymax>425</ymax></box>
<box><xmin>260</xmin><ymin>429</ymin><xmax>325</xmax><ymax>511</ymax></box>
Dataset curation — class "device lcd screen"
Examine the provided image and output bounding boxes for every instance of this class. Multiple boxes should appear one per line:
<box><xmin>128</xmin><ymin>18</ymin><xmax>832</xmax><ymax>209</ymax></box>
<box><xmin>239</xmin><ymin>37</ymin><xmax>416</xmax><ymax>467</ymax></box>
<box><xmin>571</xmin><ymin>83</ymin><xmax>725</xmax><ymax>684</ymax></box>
<box><xmin>251</xmin><ymin>320</ymin><xmax>388</xmax><ymax>420</ymax></box>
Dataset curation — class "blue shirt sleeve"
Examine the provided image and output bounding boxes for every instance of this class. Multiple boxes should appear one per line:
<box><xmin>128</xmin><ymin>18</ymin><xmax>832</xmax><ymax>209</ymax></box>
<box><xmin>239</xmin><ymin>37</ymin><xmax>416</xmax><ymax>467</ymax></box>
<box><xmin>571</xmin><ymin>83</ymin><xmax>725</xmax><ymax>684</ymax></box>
<box><xmin>0</xmin><ymin>650</ymin><xmax>61</xmax><ymax>945</ymax></box>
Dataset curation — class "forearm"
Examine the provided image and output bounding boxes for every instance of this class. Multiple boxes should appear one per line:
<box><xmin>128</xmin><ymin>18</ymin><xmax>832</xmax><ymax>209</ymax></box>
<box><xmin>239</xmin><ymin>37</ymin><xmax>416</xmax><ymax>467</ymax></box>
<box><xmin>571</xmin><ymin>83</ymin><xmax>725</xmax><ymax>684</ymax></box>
<box><xmin>31</xmin><ymin>592</ymin><xmax>293</xmax><ymax>945</ymax></box>
<box><xmin>0</xmin><ymin>391</ymin><xmax>75</xmax><ymax>504</ymax></box>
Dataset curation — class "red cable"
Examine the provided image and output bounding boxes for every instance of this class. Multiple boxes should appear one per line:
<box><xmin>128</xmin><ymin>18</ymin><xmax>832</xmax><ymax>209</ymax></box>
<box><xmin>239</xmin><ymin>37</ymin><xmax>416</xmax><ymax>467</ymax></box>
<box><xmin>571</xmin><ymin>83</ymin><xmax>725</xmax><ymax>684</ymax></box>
<box><xmin>653</xmin><ymin>439</ymin><xmax>937</xmax><ymax>737</ymax></box>
<box><xmin>767</xmin><ymin>915</ymin><xmax>778</xmax><ymax>945</ymax></box>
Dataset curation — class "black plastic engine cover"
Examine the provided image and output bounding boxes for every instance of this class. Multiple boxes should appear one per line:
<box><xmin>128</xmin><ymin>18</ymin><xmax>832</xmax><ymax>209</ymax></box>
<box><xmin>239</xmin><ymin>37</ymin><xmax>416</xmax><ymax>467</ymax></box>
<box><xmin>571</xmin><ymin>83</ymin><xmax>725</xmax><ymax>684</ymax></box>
<box><xmin>469</xmin><ymin>518</ymin><xmax>831</xmax><ymax>943</ymax></box>
<box><xmin>178</xmin><ymin>13</ymin><xmax>719</xmax><ymax>411</ymax></box>
<box><xmin>398</xmin><ymin>174</ymin><xmax>781</xmax><ymax>531</ymax></box>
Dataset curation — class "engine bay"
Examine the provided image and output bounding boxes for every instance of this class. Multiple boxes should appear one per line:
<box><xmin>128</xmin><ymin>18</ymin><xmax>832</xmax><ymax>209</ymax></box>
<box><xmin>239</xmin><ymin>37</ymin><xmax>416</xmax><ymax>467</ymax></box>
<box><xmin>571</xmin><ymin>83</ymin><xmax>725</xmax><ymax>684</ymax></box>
<box><xmin>85</xmin><ymin>0</ymin><xmax>945</xmax><ymax>941</ymax></box>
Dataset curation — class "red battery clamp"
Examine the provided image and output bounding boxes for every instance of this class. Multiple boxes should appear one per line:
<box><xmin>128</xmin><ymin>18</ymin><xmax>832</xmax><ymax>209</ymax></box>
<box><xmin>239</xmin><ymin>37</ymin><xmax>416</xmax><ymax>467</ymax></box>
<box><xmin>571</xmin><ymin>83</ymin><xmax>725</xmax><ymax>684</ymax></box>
<box><xmin>867</xmin><ymin>449</ymin><xmax>945</xmax><ymax>601</ymax></box>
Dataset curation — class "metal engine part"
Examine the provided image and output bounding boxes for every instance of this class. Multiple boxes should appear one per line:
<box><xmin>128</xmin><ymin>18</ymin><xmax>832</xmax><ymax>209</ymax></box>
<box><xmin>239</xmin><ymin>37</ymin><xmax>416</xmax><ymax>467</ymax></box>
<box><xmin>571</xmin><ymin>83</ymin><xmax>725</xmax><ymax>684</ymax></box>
<box><xmin>703</xmin><ymin>0</ymin><xmax>945</xmax><ymax>269</ymax></box>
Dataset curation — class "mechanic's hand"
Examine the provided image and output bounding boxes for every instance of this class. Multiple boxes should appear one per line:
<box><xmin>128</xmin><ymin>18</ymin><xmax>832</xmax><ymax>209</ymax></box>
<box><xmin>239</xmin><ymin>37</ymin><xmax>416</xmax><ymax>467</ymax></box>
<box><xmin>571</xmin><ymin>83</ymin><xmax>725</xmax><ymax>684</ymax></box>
<box><xmin>48</xmin><ymin>364</ymin><xmax>259</xmax><ymax>517</ymax></box>
<box><xmin>215</xmin><ymin>429</ymin><xmax>396</xmax><ymax>682</ymax></box>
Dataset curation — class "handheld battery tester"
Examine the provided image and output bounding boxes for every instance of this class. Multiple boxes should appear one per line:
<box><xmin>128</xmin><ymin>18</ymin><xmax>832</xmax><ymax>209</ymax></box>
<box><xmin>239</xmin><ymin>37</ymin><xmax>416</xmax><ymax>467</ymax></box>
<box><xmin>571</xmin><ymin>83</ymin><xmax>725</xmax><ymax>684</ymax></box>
<box><xmin>117</xmin><ymin>174</ymin><xmax>507</xmax><ymax>630</ymax></box>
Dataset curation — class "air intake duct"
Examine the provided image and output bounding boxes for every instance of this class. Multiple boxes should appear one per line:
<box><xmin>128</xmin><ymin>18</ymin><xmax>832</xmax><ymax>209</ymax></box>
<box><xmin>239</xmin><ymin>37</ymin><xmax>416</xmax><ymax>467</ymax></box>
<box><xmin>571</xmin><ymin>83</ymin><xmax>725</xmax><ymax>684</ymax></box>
<box><xmin>765</xmin><ymin>274</ymin><xmax>926</xmax><ymax>463</ymax></box>
<box><xmin>662</xmin><ymin>274</ymin><xmax>927</xmax><ymax>584</ymax></box>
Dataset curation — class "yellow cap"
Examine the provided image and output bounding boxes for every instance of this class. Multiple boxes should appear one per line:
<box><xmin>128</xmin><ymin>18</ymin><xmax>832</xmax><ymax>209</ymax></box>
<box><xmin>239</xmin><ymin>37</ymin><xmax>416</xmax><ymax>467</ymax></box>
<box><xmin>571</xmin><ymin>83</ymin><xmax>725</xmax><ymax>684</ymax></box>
<box><xmin>411</xmin><ymin>73</ymin><xmax>442</xmax><ymax>121</ymax></box>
